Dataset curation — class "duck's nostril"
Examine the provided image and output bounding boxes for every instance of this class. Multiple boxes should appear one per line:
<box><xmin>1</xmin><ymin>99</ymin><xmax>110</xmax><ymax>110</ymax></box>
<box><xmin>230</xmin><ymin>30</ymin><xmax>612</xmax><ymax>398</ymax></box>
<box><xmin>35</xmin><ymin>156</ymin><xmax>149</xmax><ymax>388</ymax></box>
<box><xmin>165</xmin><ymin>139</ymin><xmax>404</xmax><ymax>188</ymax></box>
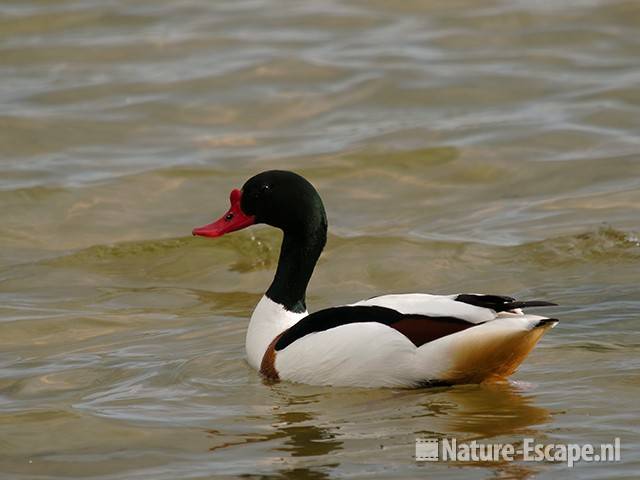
<box><xmin>225</xmin><ymin>213</ymin><xmax>234</xmax><ymax>221</ymax></box>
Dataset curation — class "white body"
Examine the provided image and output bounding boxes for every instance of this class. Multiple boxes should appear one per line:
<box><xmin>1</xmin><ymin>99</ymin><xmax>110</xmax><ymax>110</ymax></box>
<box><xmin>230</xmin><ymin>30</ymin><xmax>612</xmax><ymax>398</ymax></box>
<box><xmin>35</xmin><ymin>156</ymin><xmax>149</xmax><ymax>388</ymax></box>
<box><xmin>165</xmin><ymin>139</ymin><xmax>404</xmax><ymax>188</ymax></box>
<box><xmin>246</xmin><ymin>294</ymin><xmax>556</xmax><ymax>388</ymax></box>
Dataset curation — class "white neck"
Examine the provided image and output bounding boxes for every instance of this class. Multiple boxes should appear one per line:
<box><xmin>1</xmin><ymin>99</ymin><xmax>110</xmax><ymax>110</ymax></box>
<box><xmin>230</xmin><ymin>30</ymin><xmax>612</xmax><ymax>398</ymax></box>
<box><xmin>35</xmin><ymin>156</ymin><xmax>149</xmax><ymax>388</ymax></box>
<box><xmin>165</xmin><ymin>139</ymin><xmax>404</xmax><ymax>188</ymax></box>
<box><xmin>245</xmin><ymin>295</ymin><xmax>307</xmax><ymax>370</ymax></box>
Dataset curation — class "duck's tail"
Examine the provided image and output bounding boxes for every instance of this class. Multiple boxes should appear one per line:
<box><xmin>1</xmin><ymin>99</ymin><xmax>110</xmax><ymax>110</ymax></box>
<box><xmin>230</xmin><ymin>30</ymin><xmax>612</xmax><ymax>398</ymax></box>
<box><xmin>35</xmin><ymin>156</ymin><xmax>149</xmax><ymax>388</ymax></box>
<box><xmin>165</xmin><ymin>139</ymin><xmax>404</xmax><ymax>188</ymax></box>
<box><xmin>417</xmin><ymin>314</ymin><xmax>558</xmax><ymax>385</ymax></box>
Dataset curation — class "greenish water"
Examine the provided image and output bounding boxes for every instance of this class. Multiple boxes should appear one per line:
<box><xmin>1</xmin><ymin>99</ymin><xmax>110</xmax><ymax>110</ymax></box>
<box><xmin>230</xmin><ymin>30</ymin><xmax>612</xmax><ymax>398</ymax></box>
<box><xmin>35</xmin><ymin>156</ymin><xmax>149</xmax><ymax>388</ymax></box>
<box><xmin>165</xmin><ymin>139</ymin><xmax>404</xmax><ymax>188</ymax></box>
<box><xmin>1</xmin><ymin>1</ymin><xmax>639</xmax><ymax>478</ymax></box>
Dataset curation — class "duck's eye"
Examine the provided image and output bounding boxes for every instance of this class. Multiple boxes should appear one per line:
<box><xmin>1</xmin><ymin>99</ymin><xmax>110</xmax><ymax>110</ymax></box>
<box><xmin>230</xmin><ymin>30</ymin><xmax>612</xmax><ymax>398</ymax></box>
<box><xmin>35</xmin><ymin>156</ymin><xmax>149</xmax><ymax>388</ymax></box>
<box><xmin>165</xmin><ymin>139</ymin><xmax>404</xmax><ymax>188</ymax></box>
<box><xmin>225</xmin><ymin>213</ymin><xmax>234</xmax><ymax>221</ymax></box>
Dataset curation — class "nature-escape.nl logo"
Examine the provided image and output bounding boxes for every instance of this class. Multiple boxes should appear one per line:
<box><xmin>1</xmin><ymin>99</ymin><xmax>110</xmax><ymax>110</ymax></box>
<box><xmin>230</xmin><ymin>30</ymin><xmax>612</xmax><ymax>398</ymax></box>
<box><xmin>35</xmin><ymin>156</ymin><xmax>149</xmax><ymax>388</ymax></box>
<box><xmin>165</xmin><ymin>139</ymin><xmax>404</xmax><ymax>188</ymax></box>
<box><xmin>416</xmin><ymin>437</ymin><xmax>621</xmax><ymax>467</ymax></box>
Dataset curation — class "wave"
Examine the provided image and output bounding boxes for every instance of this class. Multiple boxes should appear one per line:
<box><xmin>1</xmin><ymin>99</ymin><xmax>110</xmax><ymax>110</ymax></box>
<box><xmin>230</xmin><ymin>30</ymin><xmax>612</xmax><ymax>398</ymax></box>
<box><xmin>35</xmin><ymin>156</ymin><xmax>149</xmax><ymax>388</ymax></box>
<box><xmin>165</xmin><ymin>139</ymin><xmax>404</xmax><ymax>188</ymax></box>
<box><xmin>35</xmin><ymin>226</ymin><xmax>639</xmax><ymax>275</ymax></box>
<box><xmin>512</xmin><ymin>226</ymin><xmax>640</xmax><ymax>265</ymax></box>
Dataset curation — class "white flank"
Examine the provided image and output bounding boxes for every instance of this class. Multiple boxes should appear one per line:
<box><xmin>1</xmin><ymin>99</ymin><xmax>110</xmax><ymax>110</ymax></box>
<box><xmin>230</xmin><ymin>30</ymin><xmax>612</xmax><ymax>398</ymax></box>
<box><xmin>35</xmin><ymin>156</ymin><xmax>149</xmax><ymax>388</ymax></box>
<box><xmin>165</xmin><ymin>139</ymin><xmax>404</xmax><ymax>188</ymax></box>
<box><xmin>275</xmin><ymin>322</ymin><xmax>419</xmax><ymax>387</ymax></box>
<box><xmin>274</xmin><ymin>313</ymin><xmax>554</xmax><ymax>387</ymax></box>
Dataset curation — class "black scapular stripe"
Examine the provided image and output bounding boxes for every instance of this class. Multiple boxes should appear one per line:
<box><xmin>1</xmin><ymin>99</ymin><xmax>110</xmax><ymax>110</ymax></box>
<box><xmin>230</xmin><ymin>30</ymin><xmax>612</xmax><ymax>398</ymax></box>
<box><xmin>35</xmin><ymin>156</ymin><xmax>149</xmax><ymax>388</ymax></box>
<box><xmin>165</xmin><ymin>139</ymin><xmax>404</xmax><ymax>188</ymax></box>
<box><xmin>455</xmin><ymin>294</ymin><xmax>557</xmax><ymax>312</ymax></box>
<box><xmin>274</xmin><ymin>305</ymin><xmax>473</xmax><ymax>351</ymax></box>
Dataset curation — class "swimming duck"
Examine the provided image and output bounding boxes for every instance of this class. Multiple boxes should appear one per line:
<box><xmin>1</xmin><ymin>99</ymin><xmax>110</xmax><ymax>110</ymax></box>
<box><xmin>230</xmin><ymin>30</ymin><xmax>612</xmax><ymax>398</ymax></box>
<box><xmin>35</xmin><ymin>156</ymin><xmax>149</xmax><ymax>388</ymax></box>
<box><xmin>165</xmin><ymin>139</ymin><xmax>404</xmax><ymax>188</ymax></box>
<box><xmin>193</xmin><ymin>170</ymin><xmax>557</xmax><ymax>388</ymax></box>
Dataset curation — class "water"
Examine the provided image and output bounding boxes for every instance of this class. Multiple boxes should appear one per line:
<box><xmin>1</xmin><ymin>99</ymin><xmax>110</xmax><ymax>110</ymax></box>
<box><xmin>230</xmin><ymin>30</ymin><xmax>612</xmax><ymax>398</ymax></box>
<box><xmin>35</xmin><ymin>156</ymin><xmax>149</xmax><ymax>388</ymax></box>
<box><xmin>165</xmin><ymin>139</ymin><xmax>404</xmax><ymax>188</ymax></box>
<box><xmin>1</xmin><ymin>0</ymin><xmax>639</xmax><ymax>478</ymax></box>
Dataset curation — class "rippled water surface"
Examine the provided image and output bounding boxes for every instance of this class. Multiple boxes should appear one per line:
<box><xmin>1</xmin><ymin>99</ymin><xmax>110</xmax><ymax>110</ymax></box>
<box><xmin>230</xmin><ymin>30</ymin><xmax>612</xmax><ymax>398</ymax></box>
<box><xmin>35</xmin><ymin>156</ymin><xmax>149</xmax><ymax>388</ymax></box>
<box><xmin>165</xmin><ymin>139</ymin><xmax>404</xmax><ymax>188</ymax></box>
<box><xmin>1</xmin><ymin>1</ymin><xmax>639</xmax><ymax>478</ymax></box>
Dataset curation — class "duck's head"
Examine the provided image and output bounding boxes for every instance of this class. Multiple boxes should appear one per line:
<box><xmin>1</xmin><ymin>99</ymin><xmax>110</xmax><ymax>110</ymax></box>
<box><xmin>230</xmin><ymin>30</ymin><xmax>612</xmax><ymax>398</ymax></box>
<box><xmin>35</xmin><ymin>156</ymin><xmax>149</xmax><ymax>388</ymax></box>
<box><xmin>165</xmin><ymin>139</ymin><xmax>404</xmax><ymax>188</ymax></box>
<box><xmin>192</xmin><ymin>170</ymin><xmax>327</xmax><ymax>238</ymax></box>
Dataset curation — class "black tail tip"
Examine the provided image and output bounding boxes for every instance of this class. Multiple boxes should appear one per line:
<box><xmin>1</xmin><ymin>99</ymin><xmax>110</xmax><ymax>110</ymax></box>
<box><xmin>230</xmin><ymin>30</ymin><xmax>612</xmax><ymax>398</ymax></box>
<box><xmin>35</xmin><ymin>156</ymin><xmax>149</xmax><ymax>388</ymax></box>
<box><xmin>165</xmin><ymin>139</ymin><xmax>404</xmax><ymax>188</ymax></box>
<box><xmin>511</xmin><ymin>300</ymin><xmax>558</xmax><ymax>309</ymax></box>
<box><xmin>535</xmin><ymin>318</ymin><xmax>559</xmax><ymax>328</ymax></box>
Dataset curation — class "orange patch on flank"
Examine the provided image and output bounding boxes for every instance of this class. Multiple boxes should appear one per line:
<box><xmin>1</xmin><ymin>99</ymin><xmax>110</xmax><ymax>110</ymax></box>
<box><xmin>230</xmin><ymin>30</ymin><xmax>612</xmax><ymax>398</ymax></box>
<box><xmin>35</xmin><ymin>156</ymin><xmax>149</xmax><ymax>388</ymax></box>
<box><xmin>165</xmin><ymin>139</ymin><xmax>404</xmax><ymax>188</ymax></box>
<box><xmin>260</xmin><ymin>332</ymin><xmax>285</xmax><ymax>381</ymax></box>
<box><xmin>443</xmin><ymin>325</ymin><xmax>551</xmax><ymax>385</ymax></box>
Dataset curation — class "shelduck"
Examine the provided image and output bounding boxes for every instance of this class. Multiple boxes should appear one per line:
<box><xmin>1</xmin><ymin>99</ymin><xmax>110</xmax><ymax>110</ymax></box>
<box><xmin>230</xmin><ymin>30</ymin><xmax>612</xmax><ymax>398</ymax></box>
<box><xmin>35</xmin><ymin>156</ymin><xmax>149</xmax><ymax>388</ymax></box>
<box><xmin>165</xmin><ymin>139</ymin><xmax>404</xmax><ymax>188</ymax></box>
<box><xmin>193</xmin><ymin>170</ymin><xmax>558</xmax><ymax>388</ymax></box>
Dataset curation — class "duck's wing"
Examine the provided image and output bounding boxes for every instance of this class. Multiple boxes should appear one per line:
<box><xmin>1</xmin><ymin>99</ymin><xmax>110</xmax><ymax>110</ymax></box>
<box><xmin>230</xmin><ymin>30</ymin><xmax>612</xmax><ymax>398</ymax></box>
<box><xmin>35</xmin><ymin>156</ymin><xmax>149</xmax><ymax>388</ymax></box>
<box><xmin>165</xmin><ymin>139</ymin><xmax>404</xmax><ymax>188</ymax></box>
<box><xmin>276</xmin><ymin>293</ymin><xmax>556</xmax><ymax>351</ymax></box>
<box><xmin>275</xmin><ymin>305</ymin><xmax>476</xmax><ymax>351</ymax></box>
<box><xmin>351</xmin><ymin>293</ymin><xmax>556</xmax><ymax>323</ymax></box>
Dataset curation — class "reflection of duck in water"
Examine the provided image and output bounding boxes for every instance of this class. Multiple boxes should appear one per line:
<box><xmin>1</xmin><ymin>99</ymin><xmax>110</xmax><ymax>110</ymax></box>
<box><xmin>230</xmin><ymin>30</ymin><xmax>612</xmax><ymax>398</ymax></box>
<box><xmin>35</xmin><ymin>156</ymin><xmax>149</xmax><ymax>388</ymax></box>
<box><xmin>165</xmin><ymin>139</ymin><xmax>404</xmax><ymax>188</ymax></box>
<box><xmin>207</xmin><ymin>407</ymin><xmax>341</xmax><ymax>480</ymax></box>
<box><xmin>422</xmin><ymin>382</ymin><xmax>552</xmax><ymax>438</ymax></box>
<box><xmin>194</xmin><ymin>171</ymin><xmax>558</xmax><ymax>388</ymax></box>
<box><xmin>422</xmin><ymin>382</ymin><xmax>552</xmax><ymax>477</ymax></box>
<box><xmin>206</xmin><ymin>382</ymin><xmax>551</xmax><ymax>479</ymax></box>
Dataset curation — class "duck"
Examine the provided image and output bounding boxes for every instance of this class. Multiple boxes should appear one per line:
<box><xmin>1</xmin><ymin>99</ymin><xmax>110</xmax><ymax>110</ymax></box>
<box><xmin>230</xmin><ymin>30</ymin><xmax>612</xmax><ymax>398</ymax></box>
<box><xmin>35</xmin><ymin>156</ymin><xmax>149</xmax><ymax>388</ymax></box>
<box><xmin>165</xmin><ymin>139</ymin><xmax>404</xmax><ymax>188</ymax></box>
<box><xmin>192</xmin><ymin>170</ymin><xmax>558</xmax><ymax>388</ymax></box>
